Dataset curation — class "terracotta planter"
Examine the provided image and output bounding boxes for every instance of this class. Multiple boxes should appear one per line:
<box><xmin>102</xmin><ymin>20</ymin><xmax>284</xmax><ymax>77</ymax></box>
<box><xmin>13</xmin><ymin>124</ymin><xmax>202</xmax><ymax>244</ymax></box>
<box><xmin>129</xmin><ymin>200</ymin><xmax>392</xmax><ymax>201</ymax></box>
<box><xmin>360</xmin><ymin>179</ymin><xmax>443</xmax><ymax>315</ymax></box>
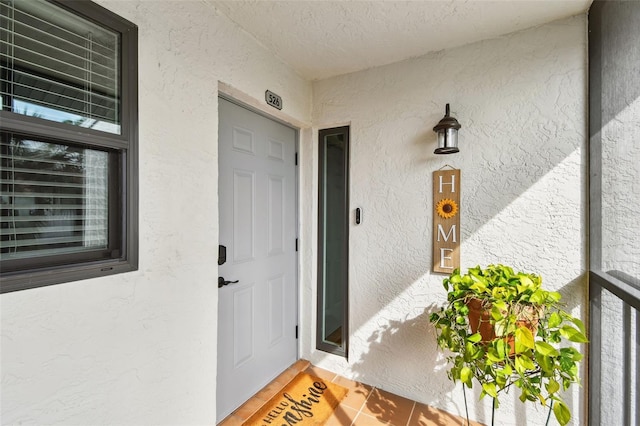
<box><xmin>466</xmin><ymin>298</ymin><xmax>541</xmax><ymax>356</ymax></box>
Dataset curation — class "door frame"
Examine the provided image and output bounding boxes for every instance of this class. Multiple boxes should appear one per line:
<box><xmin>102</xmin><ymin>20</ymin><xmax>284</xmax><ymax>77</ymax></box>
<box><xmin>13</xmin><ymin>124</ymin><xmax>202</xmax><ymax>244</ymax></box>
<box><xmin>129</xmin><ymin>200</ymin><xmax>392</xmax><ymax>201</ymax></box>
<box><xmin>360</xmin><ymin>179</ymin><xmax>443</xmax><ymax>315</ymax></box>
<box><xmin>216</xmin><ymin>89</ymin><xmax>301</xmax><ymax>404</ymax></box>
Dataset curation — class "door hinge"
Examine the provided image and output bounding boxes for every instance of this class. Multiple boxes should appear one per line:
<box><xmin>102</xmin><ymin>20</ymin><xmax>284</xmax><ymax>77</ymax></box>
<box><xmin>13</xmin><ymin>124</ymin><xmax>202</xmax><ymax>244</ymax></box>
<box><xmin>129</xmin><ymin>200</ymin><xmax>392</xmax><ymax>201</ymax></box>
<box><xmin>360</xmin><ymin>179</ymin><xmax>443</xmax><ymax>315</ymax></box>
<box><xmin>295</xmin><ymin>238</ymin><xmax>298</xmax><ymax>252</ymax></box>
<box><xmin>295</xmin><ymin>325</ymin><xmax>298</xmax><ymax>339</ymax></box>
<box><xmin>295</xmin><ymin>152</ymin><xmax>298</xmax><ymax>165</ymax></box>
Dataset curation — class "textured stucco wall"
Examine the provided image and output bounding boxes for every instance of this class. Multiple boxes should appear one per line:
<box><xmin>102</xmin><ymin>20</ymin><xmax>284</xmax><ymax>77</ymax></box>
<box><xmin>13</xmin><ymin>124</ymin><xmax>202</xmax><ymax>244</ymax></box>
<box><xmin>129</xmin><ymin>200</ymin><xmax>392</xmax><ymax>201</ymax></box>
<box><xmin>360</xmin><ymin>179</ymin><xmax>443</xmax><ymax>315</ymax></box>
<box><xmin>304</xmin><ymin>16</ymin><xmax>588</xmax><ymax>425</ymax></box>
<box><xmin>0</xmin><ymin>1</ymin><xmax>311</xmax><ymax>424</ymax></box>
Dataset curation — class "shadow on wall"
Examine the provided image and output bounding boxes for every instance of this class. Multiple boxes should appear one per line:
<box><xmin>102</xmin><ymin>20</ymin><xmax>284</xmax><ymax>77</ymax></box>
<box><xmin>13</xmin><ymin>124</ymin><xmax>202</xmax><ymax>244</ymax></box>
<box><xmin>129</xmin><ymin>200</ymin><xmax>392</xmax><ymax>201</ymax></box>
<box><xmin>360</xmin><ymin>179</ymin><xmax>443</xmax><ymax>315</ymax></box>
<box><xmin>343</xmin><ymin>274</ymin><xmax>587</xmax><ymax>425</ymax></box>
<box><xmin>348</xmin><ymin>305</ymin><xmax>476</xmax><ymax>423</ymax></box>
<box><xmin>342</xmin><ymin>17</ymin><xmax>590</xmax><ymax>341</ymax></box>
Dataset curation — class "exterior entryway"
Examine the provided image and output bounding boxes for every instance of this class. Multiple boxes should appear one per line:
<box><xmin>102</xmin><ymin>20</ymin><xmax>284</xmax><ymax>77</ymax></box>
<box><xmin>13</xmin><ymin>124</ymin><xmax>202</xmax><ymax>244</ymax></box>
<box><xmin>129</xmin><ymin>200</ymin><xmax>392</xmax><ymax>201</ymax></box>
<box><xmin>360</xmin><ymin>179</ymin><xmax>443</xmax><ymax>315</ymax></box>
<box><xmin>219</xmin><ymin>360</ymin><xmax>483</xmax><ymax>426</ymax></box>
<box><xmin>216</xmin><ymin>97</ymin><xmax>298</xmax><ymax>422</ymax></box>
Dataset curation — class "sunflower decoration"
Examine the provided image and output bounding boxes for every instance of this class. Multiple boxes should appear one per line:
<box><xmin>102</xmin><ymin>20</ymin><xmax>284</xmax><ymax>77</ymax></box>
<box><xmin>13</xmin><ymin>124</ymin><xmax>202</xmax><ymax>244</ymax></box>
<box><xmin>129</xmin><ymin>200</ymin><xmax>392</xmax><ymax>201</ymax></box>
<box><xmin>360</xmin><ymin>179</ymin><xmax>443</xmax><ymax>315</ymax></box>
<box><xmin>436</xmin><ymin>198</ymin><xmax>458</xmax><ymax>219</ymax></box>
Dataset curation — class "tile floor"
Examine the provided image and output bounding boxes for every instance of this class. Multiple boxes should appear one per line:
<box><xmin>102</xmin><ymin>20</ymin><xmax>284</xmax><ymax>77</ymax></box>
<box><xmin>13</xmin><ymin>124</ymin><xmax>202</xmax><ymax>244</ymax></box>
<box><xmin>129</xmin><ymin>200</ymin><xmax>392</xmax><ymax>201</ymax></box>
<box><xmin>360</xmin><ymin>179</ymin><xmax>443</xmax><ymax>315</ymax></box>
<box><xmin>219</xmin><ymin>359</ymin><xmax>484</xmax><ymax>426</ymax></box>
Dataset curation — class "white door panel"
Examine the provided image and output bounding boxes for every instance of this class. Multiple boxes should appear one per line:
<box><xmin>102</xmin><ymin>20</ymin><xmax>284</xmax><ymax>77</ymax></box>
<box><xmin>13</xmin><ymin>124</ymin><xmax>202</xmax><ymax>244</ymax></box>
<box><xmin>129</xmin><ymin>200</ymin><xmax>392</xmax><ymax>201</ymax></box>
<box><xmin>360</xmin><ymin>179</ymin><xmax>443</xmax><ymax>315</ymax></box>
<box><xmin>217</xmin><ymin>98</ymin><xmax>297</xmax><ymax>422</ymax></box>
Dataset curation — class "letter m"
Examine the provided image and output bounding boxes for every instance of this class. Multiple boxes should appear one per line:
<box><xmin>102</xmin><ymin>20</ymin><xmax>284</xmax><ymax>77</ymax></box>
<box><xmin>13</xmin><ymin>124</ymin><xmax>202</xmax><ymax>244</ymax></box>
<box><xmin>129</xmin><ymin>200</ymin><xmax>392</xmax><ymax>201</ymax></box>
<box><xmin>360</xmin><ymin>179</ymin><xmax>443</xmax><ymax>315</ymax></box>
<box><xmin>437</xmin><ymin>224</ymin><xmax>457</xmax><ymax>243</ymax></box>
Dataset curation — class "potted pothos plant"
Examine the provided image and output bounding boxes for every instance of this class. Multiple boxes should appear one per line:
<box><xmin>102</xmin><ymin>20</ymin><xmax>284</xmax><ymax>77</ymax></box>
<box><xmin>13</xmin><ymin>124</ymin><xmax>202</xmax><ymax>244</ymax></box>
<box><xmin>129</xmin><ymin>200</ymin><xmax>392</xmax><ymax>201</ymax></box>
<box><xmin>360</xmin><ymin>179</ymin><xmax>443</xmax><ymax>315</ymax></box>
<box><xmin>429</xmin><ymin>264</ymin><xmax>587</xmax><ymax>426</ymax></box>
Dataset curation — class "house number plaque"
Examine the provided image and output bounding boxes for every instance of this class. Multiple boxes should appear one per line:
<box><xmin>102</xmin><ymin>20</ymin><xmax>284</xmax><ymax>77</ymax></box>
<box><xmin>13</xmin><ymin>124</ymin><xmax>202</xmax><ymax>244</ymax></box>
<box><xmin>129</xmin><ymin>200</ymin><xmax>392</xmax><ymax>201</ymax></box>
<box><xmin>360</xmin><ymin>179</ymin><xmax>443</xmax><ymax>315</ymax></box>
<box><xmin>433</xmin><ymin>168</ymin><xmax>461</xmax><ymax>273</ymax></box>
<box><xmin>265</xmin><ymin>90</ymin><xmax>282</xmax><ymax>110</ymax></box>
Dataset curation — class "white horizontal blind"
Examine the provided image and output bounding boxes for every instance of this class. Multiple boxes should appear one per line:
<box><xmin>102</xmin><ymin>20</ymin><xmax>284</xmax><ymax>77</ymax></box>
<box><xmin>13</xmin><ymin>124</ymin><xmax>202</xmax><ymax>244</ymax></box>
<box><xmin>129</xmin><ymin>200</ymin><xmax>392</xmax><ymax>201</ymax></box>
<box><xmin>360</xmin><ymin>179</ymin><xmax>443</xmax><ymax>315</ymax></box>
<box><xmin>1</xmin><ymin>136</ymin><xmax>109</xmax><ymax>260</ymax></box>
<box><xmin>0</xmin><ymin>0</ymin><xmax>120</xmax><ymax>134</ymax></box>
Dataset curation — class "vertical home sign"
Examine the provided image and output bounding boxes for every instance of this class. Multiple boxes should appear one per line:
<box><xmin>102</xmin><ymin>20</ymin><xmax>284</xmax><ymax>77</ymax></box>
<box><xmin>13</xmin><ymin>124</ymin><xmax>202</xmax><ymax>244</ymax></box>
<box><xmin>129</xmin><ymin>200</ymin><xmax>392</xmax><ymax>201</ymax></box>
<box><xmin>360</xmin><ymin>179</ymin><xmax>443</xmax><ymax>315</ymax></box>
<box><xmin>432</xmin><ymin>169</ymin><xmax>461</xmax><ymax>273</ymax></box>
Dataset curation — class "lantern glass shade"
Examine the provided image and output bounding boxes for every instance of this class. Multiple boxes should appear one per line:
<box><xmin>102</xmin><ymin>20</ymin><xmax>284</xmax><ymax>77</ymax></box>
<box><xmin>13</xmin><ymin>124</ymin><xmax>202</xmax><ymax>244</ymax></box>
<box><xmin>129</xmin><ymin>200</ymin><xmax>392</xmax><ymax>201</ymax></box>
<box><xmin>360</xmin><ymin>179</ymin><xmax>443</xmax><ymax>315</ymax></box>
<box><xmin>436</xmin><ymin>128</ymin><xmax>459</xmax><ymax>154</ymax></box>
<box><xmin>433</xmin><ymin>104</ymin><xmax>461</xmax><ymax>154</ymax></box>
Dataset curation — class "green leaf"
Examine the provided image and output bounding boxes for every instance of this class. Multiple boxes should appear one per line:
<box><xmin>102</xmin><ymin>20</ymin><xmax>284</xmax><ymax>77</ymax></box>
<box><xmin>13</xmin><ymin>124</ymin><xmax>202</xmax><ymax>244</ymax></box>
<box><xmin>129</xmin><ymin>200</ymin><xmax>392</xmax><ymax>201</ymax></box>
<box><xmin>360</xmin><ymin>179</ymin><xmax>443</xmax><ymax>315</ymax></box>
<box><xmin>470</xmin><ymin>269</ymin><xmax>488</xmax><ymax>284</ymax></box>
<box><xmin>467</xmin><ymin>333</ymin><xmax>482</xmax><ymax>343</ymax></box>
<box><xmin>546</xmin><ymin>379</ymin><xmax>560</xmax><ymax>394</ymax></box>
<box><xmin>548</xmin><ymin>312</ymin><xmax>562</xmax><ymax>328</ymax></box>
<box><xmin>538</xmin><ymin>393</ymin><xmax>547</xmax><ymax>406</ymax></box>
<box><xmin>492</xmin><ymin>286</ymin><xmax>506</xmax><ymax>299</ymax></box>
<box><xmin>515</xmin><ymin>326</ymin><xmax>535</xmax><ymax>351</ymax></box>
<box><xmin>529</xmin><ymin>289</ymin><xmax>546</xmax><ymax>304</ymax></box>
<box><xmin>491</xmin><ymin>304</ymin><xmax>504</xmax><ymax>321</ymax></box>
<box><xmin>519</xmin><ymin>276</ymin><xmax>534</xmax><ymax>290</ymax></box>
<box><xmin>559</xmin><ymin>325</ymin><xmax>588</xmax><ymax>343</ymax></box>
<box><xmin>450</xmin><ymin>366</ymin><xmax>460</xmax><ymax>382</ymax></box>
<box><xmin>496</xmin><ymin>339</ymin><xmax>508</xmax><ymax>360</ymax></box>
<box><xmin>536</xmin><ymin>353</ymin><xmax>554</xmax><ymax>375</ymax></box>
<box><xmin>559</xmin><ymin>356</ymin><xmax>576</xmax><ymax>373</ymax></box>
<box><xmin>486</xmin><ymin>349</ymin><xmax>504</xmax><ymax>363</ymax></box>
<box><xmin>493</xmin><ymin>301</ymin><xmax>507</xmax><ymax>312</ymax></box>
<box><xmin>442</xmin><ymin>280</ymin><xmax>450</xmax><ymax>291</ymax></box>
<box><xmin>547</xmin><ymin>291</ymin><xmax>562</xmax><ymax>303</ymax></box>
<box><xmin>452</xmin><ymin>290</ymin><xmax>467</xmax><ymax>300</ymax></box>
<box><xmin>560</xmin><ymin>347</ymin><xmax>584</xmax><ymax>362</ymax></box>
<box><xmin>569</xmin><ymin>316</ymin><xmax>586</xmax><ymax>335</ymax></box>
<box><xmin>482</xmin><ymin>382</ymin><xmax>498</xmax><ymax>398</ymax></box>
<box><xmin>535</xmin><ymin>341</ymin><xmax>559</xmax><ymax>357</ymax></box>
<box><xmin>470</xmin><ymin>282</ymin><xmax>487</xmax><ymax>293</ymax></box>
<box><xmin>460</xmin><ymin>366</ymin><xmax>473</xmax><ymax>387</ymax></box>
<box><xmin>553</xmin><ymin>400</ymin><xmax>571</xmax><ymax>425</ymax></box>
<box><xmin>515</xmin><ymin>355</ymin><xmax>536</xmax><ymax>374</ymax></box>
<box><xmin>465</xmin><ymin>342</ymin><xmax>482</xmax><ymax>361</ymax></box>
<box><xmin>548</xmin><ymin>330</ymin><xmax>562</xmax><ymax>344</ymax></box>
<box><xmin>498</xmin><ymin>364</ymin><xmax>512</xmax><ymax>377</ymax></box>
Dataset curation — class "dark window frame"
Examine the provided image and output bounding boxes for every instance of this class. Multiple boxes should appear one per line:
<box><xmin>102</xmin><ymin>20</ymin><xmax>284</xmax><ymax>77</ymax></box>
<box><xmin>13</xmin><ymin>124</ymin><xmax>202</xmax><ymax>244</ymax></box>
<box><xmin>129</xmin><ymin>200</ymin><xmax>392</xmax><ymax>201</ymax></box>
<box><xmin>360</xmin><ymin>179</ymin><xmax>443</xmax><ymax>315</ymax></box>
<box><xmin>317</xmin><ymin>126</ymin><xmax>350</xmax><ymax>358</ymax></box>
<box><xmin>0</xmin><ymin>0</ymin><xmax>138</xmax><ymax>293</ymax></box>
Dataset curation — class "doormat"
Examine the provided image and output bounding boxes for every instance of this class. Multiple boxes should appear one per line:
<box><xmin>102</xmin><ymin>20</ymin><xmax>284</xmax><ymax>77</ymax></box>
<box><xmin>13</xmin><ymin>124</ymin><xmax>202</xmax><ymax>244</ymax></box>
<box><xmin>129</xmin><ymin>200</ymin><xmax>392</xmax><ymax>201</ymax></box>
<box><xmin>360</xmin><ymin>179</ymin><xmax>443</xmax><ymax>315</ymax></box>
<box><xmin>243</xmin><ymin>372</ymin><xmax>348</xmax><ymax>426</ymax></box>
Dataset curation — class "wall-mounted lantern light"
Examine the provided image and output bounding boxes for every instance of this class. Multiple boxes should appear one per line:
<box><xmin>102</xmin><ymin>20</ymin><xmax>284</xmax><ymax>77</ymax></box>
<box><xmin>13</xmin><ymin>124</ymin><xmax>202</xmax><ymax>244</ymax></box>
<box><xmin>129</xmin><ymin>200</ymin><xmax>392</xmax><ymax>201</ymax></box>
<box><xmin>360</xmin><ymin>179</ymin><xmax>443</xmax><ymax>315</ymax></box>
<box><xmin>433</xmin><ymin>104</ymin><xmax>461</xmax><ymax>154</ymax></box>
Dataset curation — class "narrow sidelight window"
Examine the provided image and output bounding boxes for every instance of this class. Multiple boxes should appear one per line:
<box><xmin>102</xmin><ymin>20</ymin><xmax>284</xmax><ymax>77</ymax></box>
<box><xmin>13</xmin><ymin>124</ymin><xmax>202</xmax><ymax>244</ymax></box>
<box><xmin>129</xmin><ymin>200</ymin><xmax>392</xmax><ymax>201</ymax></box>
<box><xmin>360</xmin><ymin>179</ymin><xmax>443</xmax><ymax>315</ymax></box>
<box><xmin>317</xmin><ymin>126</ymin><xmax>349</xmax><ymax>357</ymax></box>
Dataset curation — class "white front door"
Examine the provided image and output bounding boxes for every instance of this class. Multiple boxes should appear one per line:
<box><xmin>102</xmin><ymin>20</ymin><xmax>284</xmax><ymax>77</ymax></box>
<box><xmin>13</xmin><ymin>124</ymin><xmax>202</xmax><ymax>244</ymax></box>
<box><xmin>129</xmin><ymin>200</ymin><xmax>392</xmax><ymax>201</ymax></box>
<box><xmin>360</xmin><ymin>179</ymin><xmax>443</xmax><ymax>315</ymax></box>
<box><xmin>216</xmin><ymin>97</ymin><xmax>298</xmax><ymax>422</ymax></box>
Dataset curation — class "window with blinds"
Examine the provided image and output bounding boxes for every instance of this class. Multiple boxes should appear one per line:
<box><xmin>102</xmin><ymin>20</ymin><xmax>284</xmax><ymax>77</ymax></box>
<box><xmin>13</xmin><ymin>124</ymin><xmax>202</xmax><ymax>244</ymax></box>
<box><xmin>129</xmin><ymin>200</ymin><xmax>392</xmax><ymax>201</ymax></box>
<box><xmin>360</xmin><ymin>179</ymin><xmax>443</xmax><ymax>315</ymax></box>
<box><xmin>0</xmin><ymin>0</ymin><xmax>120</xmax><ymax>133</ymax></box>
<box><xmin>0</xmin><ymin>0</ymin><xmax>138</xmax><ymax>293</ymax></box>
<box><xmin>1</xmin><ymin>134</ymin><xmax>111</xmax><ymax>261</ymax></box>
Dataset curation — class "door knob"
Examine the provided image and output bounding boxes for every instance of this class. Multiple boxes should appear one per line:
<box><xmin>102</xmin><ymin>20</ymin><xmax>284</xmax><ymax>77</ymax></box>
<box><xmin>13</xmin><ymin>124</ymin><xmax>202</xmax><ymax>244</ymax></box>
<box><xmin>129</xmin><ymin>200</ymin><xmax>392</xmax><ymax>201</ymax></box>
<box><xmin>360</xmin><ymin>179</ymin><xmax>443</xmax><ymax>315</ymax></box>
<box><xmin>218</xmin><ymin>276</ymin><xmax>239</xmax><ymax>288</ymax></box>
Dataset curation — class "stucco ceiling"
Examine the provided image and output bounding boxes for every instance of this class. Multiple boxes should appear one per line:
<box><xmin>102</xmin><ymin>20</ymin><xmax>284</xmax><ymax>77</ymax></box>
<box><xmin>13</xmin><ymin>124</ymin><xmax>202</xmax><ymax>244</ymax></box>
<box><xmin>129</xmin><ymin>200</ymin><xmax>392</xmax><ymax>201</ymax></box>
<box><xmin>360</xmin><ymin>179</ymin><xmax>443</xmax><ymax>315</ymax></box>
<box><xmin>211</xmin><ymin>0</ymin><xmax>592</xmax><ymax>80</ymax></box>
